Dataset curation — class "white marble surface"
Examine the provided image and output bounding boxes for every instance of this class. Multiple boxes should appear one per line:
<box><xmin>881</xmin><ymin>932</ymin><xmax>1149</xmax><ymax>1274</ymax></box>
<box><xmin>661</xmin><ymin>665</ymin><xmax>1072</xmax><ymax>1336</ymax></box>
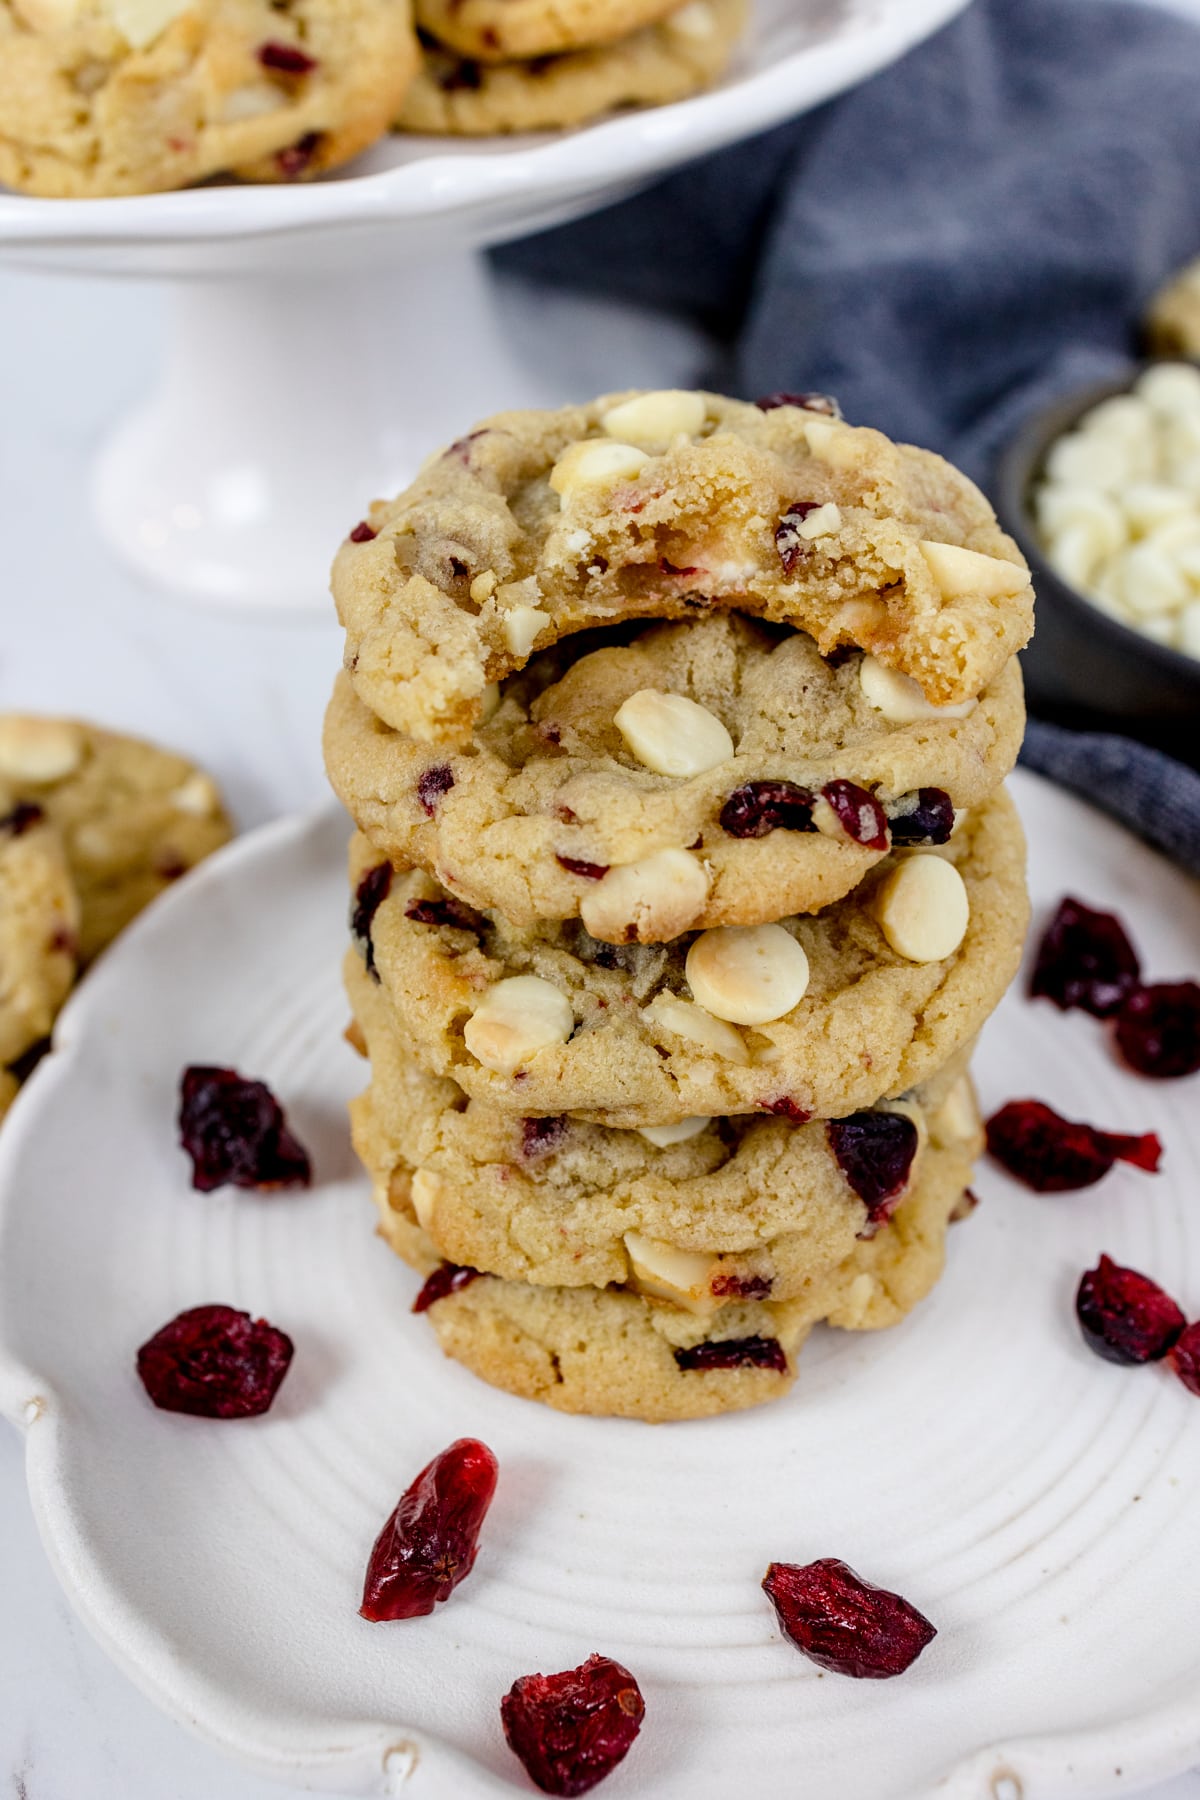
<box><xmin>3</xmin><ymin>14</ymin><xmax>1200</xmax><ymax>1788</ymax></box>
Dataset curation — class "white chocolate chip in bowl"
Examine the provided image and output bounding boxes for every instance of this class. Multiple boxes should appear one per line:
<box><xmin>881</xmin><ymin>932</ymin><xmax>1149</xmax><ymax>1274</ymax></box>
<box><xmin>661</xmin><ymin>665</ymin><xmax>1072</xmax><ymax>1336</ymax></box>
<box><xmin>858</xmin><ymin>655</ymin><xmax>976</xmax><ymax>725</ymax></box>
<box><xmin>623</xmin><ymin>1231</ymin><xmax>722</xmax><ymax>1315</ymax></box>
<box><xmin>613</xmin><ymin>690</ymin><xmax>733</xmax><ymax>778</ymax></box>
<box><xmin>637</xmin><ymin>1116</ymin><xmax>712</xmax><ymax>1147</ymax></box>
<box><xmin>600</xmin><ymin>391</ymin><xmax>707</xmax><ymax>451</ymax></box>
<box><xmin>918</xmin><ymin>541</ymin><xmax>1031</xmax><ymax>602</ymax></box>
<box><xmin>549</xmin><ymin>440</ymin><xmax>651</xmax><ymax>500</ymax></box>
<box><xmin>874</xmin><ymin>855</ymin><xmax>970</xmax><ymax>963</ymax></box>
<box><xmin>0</xmin><ymin>717</ymin><xmax>84</xmax><ymax>784</ymax></box>
<box><xmin>580</xmin><ymin>848</ymin><xmax>710</xmax><ymax>945</ymax></box>
<box><xmin>463</xmin><ymin>975</ymin><xmax>573</xmax><ymax>1075</ymax></box>
<box><xmin>685</xmin><ymin>924</ymin><xmax>810</xmax><ymax>1027</ymax></box>
<box><xmin>641</xmin><ymin>993</ymin><xmax>750</xmax><ymax>1065</ymax></box>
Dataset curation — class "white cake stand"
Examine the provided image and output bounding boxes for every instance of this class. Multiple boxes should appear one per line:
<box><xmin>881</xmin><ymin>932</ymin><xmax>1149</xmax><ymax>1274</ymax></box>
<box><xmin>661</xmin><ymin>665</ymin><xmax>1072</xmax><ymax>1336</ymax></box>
<box><xmin>0</xmin><ymin>0</ymin><xmax>966</xmax><ymax>614</ymax></box>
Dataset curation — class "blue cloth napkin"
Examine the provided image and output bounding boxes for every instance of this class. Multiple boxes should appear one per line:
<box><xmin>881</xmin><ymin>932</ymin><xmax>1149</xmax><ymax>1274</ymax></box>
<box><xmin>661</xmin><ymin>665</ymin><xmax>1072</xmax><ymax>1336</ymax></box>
<box><xmin>498</xmin><ymin>0</ymin><xmax>1200</xmax><ymax>871</ymax></box>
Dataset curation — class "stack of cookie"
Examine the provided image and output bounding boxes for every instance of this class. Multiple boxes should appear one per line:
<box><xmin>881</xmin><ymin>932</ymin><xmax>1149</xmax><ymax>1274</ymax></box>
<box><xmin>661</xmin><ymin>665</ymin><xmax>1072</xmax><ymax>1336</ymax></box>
<box><xmin>397</xmin><ymin>0</ymin><xmax>745</xmax><ymax>137</ymax></box>
<box><xmin>326</xmin><ymin>389</ymin><xmax>1033</xmax><ymax>1421</ymax></box>
<box><xmin>0</xmin><ymin>715</ymin><xmax>231</xmax><ymax>1115</ymax></box>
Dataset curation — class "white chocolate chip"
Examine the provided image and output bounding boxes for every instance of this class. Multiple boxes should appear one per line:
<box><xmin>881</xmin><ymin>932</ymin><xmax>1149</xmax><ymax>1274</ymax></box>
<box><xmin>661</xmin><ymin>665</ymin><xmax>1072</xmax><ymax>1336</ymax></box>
<box><xmin>601</xmin><ymin>390</ymin><xmax>706</xmax><ymax>449</ymax></box>
<box><xmin>1135</xmin><ymin>361</ymin><xmax>1200</xmax><ymax>417</ymax></box>
<box><xmin>874</xmin><ymin>855</ymin><xmax>970</xmax><ymax>963</ymax></box>
<box><xmin>479</xmin><ymin>682</ymin><xmax>501</xmax><ymax>722</ymax></box>
<box><xmin>685</xmin><ymin>924</ymin><xmax>809</xmax><ymax>1026</ymax></box>
<box><xmin>1046</xmin><ymin>522</ymin><xmax>1109</xmax><ymax>592</ymax></box>
<box><xmin>928</xmin><ymin>1077</ymin><xmax>980</xmax><ymax>1150</ymax></box>
<box><xmin>1117</xmin><ymin>543</ymin><xmax>1189</xmax><ymax>618</ymax></box>
<box><xmin>614</xmin><ymin>689</ymin><xmax>733</xmax><ymax>778</ymax></box>
<box><xmin>171</xmin><ymin>772</ymin><xmax>220</xmax><ymax>818</ymax></box>
<box><xmin>1043</xmin><ymin>430</ymin><xmax>1138</xmax><ymax>491</ymax></box>
<box><xmin>637</xmin><ymin>1116</ymin><xmax>712</xmax><ymax>1147</ymax></box>
<box><xmin>666</xmin><ymin>0</ymin><xmax>717</xmax><ymax>40</ymax></box>
<box><xmin>918</xmin><ymin>541</ymin><xmax>1030</xmax><ymax>602</ymax></box>
<box><xmin>463</xmin><ymin>975</ymin><xmax>573</xmax><ymax>1075</ymax></box>
<box><xmin>549</xmin><ymin>440</ymin><xmax>651</xmax><ymax>499</ymax></box>
<box><xmin>109</xmin><ymin>0</ymin><xmax>188</xmax><ymax>48</ymax></box>
<box><xmin>219</xmin><ymin>83</ymin><xmax>282</xmax><ymax>124</ymax></box>
<box><xmin>0</xmin><ymin>717</ymin><xmax>83</xmax><ymax>784</ymax></box>
<box><xmin>1179</xmin><ymin>602</ymin><xmax>1200</xmax><ymax>656</ymax></box>
<box><xmin>470</xmin><ymin>570</ymin><xmax>498</xmax><ymax>603</ymax></box>
<box><xmin>580</xmin><ymin>848</ymin><xmax>710</xmax><ymax>944</ymax></box>
<box><xmin>502</xmin><ymin>604</ymin><xmax>551</xmax><ymax>659</ymax></box>
<box><xmin>624</xmin><ymin>1231</ymin><xmax>721</xmax><ymax>1314</ymax></box>
<box><xmin>793</xmin><ymin>501</ymin><xmax>843</xmax><ymax>540</ymax></box>
<box><xmin>641</xmin><ymin>993</ymin><xmax>750</xmax><ymax>1064</ymax></box>
<box><xmin>410</xmin><ymin>1167</ymin><xmax>446</xmax><ymax>1233</ymax></box>
<box><xmin>858</xmin><ymin>655</ymin><xmax>976</xmax><ymax>724</ymax></box>
<box><xmin>1034</xmin><ymin>483</ymin><xmax>1127</xmax><ymax>557</ymax></box>
<box><xmin>1121</xmin><ymin>482</ymin><xmax>1194</xmax><ymax>536</ymax></box>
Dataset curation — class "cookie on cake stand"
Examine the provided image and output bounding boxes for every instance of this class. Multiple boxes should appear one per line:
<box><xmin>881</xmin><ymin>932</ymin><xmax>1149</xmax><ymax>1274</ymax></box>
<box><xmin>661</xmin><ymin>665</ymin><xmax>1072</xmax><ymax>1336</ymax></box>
<box><xmin>0</xmin><ymin>0</ymin><xmax>970</xmax><ymax>613</ymax></box>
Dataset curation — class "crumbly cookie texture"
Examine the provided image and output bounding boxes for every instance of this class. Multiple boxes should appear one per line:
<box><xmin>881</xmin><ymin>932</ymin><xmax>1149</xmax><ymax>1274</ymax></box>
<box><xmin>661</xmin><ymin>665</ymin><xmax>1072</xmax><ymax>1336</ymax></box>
<box><xmin>368</xmin><ymin>1134</ymin><xmax>973</xmax><ymax>1420</ymax></box>
<box><xmin>333</xmin><ymin>391</ymin><xmax>1033</xmax><ymax>744</ymax></box>
<box><xmin>398</xmin><ymin>0</ymin><xmax>742</xmax><ymax>134</ymax></box>
<box><xmin>349</xmin><ymin>946</ymin><xmax>983</xmax><ymax>1299</ymax></box>
<box><xmin>351</xmin><ymin>786</ymin><xmax>1027</xmax><ymax>1127</ymax></box>
<box><xmin>325</xmin><ymin>612</ymin><xmax>1024</xmax><ymax>931</ymax></box>
<box><xmin>0</xmin><ymin>715</ymin><xmax>232</xmax><ymax>964</ymax></box>
<box><xmin>414</xmin><ymin>0</ymin><xmax>680</xmax><ymax>62</ymax></box>
<box><xmin>0</xmin><ymin>0</ymin><xmax>418</xmax><ymax>198</ymax></box>
<box><xmin>0</xmin><ymin>782</ymin><xmax>79</xmax><ymax>1071</ymax></box>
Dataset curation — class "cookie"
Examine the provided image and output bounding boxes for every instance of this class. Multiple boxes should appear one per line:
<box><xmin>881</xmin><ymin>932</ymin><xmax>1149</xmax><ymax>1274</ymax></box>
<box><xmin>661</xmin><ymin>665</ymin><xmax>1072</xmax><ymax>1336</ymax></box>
<box><xmin>1146</xmin><ymin>258</ymin><xmax>1200</xmax><ymax>358</ymax></box>
<box><xmin>333</xmin><ymin>390</ymin><xmax>1033</xmax><ymax>746</ymax></box>
<box><xmin>349</xmin><ymin>785</ymin><xmax>1027</xmax><ymax>1128</ymax></box>
<box><xmin>0</xmin><ymin>787</ymin><xmax>79</xmax><ymax>1072</ymax></box>
<box><xmin>398</xmin><ymin>0</ymin><xmax>742</xmax><ymax>134</ymax></box>
<box><xmin>325</xmin><ymin>611</ymin><xmax>1024</xmax><ymax>934</ymax></box>
<box><xmin>0</xmin><ymin>1068</ymin><xmax>19</xmax><ymax>1121</ymax></box>
<box><xmin>347</xmin><ymin>945</ymin><xmax>982</xmax><ymax>1300</ymax></box>
<box><xmin>414</xmin><ymin>0</ymin><xmax>679</xmax><ymax>62</ymax></box>
<box><xmin>0</xmin><ymin>716</ymin><xmax>232</xmax><ymax>964</ymax></box>
<box><xmin>0</xmin><ymin>0</ymin><xmax>418</xmax><ymax>198</ymax></box>
<box><xmin>367</xmin><ymin>1134</ymin><xmax>973</xmax><ymax>1420</ymax></box>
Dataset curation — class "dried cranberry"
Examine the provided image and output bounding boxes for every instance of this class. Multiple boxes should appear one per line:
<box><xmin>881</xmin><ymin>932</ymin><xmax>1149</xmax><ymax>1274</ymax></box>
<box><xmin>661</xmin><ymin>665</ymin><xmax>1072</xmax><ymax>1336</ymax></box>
<box><xmin>556</xmin><ymin>854</ymin><xmax>609</xmax><ymax>880</ymax></box>
<box><xmin>1168</xmin><ymin>1320</ymin><xmax>1200</xmax><ymax>1395</ymax></box>
<box><xmin>1076</xmin><ymin>1255</ymin><xmax>1185</xmax><ymax>1365</ymax></box>
<box><xmin>0</xmin><ymin>801</ymin><xmax>44</xmax><ymax>837</ymax></box>
<box><xmin>763</xmin><ymin>1558</ymin><xmax>936</xmax><ymax>1679</ymax></box>
<box><xmin>440</xmin><ymin>56</ymin><xmax>483</xmax><ymax>92</ymax></box>
<box><xmin>819</xmin><ymin>780</ymin><xmax>890</xmax><ymax>851</ymax></box>
<box><xmin>658</xmin><ymin>556</ymin><xmax>701</xmax><ymax>578</ymax></box>
<box><xmin>886</xmin><ymin>788</ymin><xmax>955</xmax><ymax>847</ymax></box>
<box><xmin>258</xmin><ymin>40</ymin><xmax>317</xmax><ymax>72</ymax></box>
<box><xmin>348</xmin><ymin>519</ymin><xmax>377</xmax><ymax>543</ymax></box>
<box><xmin>178</xmin><ymin>1066</ymin><xmax>311</xmax><ymax>1192</ymax></box>
<box><xmin>412</xmin><ymin>1262</ymin><xmax>480</xmax><ymax>1313</ymax></box>
<box><xmin>719</xmin><ymin>780</ymin><xmax>816</xmax><ymax>839</ymax></box>
<box><xmin>1115</xmin><ymin>982</ymin><xmax>1200</xmax><ymax>1079</ymax></box>
<box><xmin>710</xmin><ymin>1272</ymin><xmax>773</xmax><ymax>1300</ymax></box>
<box><xmin>760</xmin><ymin>1096</ymin><xmax>812</xmax><ymax>1123</ymax></box>
<box><xmin>986</xmin><ymin>1100</ymin><xmax>1161</xmax><ymax>1193</ymax></box>
<box><xmin>673</xmin><ymin>1335</ymin><xmax>787</xmax><ymax>1373</ymax></box>
<box><xmin>350</xmin><ymin>862</ymin><xmax>392</xmax><ymax>975</ymax></box>
<box><xmin>1030</xmin><ymin>896</ymin><xmax>1141</xmax><ymax>1018</ymax></box>
<box><xmin>755</xmin><ymin>392</ymin><xmax>842</xmax><ymax>418</ymax></box>
<box><xmin>826</xmin><ymin>1111</ymin><xmax>919</xmax><ymax>1230</ymax></box>
<box><xmin>775</xmin><ymin>502</ymin><xmax>820</xmax><ymax>576</ymax></box>
<box><xmin>275</xmin><ymin>130</ymin><xmax>320</xmax><ymax>178</ymax></box>
<box><xmin>360</xmin><ymin>1437</ymin><xmax>498</xmax><ymax>1622</ymax></box>
<box><xmin>522</xmin><ymin>1116</ymin><xmax>567</xmax><ymax>1158</ymax></box>
<box><xmin>417</xmin><ymin>764</ymin><xmax>455</xmax><ymax>816</ymax></box>
<box><xmin>501</xmin><ymin>1654</ymin><xmax>645</xmax><ymax>1797</ymax></box>
<box><xmin>404</xmin><ymin>895</ymin><xmax>479</xmax><ymax>932</ymax></box>
<box><xmin>136</xmin><ymin>1305</ymin><xmax>293</xmax><ymax>1418</ymax></box>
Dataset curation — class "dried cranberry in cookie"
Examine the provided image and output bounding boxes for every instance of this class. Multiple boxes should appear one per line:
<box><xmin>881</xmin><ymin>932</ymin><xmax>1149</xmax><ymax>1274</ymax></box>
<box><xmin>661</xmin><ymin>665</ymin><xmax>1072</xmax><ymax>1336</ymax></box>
<box><xmin>332</xmin><ymin>390</ymin><xmax>1031</xmax><ymax>746</ymax></box>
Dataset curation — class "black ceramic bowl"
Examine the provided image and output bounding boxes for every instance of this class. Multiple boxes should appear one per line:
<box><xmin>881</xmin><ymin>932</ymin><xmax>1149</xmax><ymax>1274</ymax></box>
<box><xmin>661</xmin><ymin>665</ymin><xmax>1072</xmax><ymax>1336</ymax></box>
<box><xmin>993</xmin><ymin>370</ymin><xmax>1200</xmax><ymax>767</ymax></box>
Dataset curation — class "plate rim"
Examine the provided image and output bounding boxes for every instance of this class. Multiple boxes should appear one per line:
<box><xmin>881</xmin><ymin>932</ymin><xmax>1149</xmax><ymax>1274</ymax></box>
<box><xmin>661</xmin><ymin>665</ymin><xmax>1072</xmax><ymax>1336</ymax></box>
<box><xmin>2</xmin><ymin>772</ymin><xmax>1199</xmax><ymax>1800</ymax></box>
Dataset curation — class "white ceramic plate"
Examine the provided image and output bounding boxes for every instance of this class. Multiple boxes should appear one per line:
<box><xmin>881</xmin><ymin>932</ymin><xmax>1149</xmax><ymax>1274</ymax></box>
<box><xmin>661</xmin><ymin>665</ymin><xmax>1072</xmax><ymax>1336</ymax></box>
<box><xmin>0</xmin><ymin>768</ymin><xmax>1198</xmax><ymax>1800</ymax></box>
